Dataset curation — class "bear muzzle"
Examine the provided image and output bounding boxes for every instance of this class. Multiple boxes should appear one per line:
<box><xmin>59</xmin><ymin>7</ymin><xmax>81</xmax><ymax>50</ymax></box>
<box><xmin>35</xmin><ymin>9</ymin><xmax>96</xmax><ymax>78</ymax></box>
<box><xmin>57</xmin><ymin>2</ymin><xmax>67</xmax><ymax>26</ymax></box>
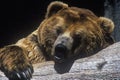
<box><xmin>53</xmin><ymin>33</ymin><xmax>73</xmax><ymax>63</ymax></box>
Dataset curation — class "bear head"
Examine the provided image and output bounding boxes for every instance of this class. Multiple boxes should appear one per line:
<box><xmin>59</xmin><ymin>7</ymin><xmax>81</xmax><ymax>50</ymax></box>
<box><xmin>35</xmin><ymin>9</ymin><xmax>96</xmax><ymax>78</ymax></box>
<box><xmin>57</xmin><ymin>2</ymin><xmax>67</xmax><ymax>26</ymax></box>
<box><xmin>38</xmin><ymin>1</ymin><xmax>114</xmax><ymax>63</ymax></box>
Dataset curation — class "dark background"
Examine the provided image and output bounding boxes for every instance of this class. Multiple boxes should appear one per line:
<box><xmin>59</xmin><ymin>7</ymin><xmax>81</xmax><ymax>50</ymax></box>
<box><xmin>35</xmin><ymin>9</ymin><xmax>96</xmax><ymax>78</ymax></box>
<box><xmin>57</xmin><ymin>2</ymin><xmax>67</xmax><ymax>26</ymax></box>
<box><xmin>1</xmin><ymin>0</ymin><xmax>105</xmax><ymax>47</ymax></box>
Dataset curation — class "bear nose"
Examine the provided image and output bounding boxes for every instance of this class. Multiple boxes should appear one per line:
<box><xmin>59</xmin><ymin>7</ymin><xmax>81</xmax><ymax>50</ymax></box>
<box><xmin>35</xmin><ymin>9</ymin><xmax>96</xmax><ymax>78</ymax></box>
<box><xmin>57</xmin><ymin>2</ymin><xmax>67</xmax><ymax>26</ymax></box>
<box><xmin>55</xmin><ymin>44</ymin><xmax>67</xmax><ymax>52</ymax></box>
<box><xmin>54</xmin><ymin>44</ymin><xmax>67</xmax><ymax>62</ymax></box>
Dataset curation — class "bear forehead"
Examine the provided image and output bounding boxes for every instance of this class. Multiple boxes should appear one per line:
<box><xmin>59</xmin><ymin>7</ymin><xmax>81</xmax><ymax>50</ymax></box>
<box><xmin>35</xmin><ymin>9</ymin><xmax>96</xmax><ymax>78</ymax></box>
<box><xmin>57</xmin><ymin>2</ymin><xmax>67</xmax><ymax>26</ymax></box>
<box><xmin>56</xmin><ymin>7</ymin><xmax>98</xmax><ymax>22</ymax></box>
<box><xmin>43</xmin><ymin>7</ymin><xmax>101</xmax><ymax>35</ymax></box>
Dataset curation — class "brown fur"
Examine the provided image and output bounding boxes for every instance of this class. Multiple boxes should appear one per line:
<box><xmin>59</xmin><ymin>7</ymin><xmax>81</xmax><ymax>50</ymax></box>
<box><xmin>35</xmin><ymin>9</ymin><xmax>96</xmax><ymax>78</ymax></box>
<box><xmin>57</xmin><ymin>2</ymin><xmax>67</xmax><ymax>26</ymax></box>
<box><xmin>0</xmin><ymin>1</ymin><xmax>115</xmax><ymax>80</ymax></box>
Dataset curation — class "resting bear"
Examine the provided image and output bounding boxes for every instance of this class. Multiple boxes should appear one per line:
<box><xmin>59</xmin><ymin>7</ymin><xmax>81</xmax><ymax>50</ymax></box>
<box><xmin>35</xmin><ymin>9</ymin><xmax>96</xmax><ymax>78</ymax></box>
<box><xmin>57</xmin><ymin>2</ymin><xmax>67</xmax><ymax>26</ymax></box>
<box><xmin>0</xmin><ymin>1</ymin><xmax>114</xmax><ymax>80</ymax></box>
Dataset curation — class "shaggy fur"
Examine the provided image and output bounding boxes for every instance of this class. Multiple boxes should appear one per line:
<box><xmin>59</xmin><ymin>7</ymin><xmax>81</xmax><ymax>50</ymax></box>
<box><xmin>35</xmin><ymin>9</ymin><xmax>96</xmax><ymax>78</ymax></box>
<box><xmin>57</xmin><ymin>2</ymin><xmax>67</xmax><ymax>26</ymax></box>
<box><xmin>0</xmin><ymin>1</ymin><xmax>114</xmax><ymax>80</ymax></box>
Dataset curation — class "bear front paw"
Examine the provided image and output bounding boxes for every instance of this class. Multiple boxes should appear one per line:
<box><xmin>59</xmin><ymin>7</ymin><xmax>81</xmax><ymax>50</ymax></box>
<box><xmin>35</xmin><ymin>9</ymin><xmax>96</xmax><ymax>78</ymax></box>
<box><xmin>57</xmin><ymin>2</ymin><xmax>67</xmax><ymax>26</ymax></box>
<box><xmin>5</xmin><ymin>65</ymin><xmax>33</xmax><ymax>80</ymax></box>
<box><xmin>0</xmin><ymin>45</ymin><xmax>34</xmax><ymax>80</ymax></box>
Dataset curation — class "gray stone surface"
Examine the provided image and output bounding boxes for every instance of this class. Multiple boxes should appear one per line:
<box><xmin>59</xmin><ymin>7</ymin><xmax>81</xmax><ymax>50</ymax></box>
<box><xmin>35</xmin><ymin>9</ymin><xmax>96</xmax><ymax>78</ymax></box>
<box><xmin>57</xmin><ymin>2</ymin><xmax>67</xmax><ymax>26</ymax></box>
<box><xmin>0</xmin><ymin>42</ymin><xmax>120</xmax><ymax>80</ymax></box>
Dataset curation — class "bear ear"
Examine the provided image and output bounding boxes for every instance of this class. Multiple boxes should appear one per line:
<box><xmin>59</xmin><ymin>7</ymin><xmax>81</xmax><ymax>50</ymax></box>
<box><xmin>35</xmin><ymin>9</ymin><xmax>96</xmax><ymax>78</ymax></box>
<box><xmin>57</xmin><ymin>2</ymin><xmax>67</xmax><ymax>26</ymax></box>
<box><xmin>45</xmin><ymin>1</ymin><xmax>68</xmax><ymax>18</ymax></box>
<box><xmin>98</xmin><ymin>17</ymin><xmax>115</xmax><ymax>44</ymax></box>
<box><xmin>98</xmin><ymin>17</ymin><xmax>115</xmax><ymax>34</ymax></box>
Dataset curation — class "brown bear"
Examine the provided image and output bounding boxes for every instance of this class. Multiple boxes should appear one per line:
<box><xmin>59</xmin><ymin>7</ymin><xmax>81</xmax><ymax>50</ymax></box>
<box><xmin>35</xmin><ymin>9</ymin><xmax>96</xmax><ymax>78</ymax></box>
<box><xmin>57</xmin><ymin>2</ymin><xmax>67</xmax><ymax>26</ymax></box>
<box><xmin>0</xmin><ymin>1</ymin><xmax>114</xmax><ymax>80</ymax></box>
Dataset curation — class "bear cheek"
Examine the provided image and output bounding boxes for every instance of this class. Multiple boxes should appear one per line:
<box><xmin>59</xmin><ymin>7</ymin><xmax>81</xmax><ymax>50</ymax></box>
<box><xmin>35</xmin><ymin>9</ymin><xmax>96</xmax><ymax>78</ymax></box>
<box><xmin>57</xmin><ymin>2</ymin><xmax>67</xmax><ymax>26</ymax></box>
<box><xmin>44</xmin><ymin>30</ymin><xmax>58</xmax><ymax>48</ymax></box>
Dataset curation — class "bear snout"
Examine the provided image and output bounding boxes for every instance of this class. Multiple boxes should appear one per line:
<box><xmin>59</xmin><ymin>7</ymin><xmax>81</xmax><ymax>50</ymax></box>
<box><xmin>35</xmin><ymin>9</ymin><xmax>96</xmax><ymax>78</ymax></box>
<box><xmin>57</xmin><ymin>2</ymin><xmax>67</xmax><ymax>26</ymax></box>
<box><xmin>53</xmin><ymin>33</ymin><xmax>73</xmax><ymax>63</ymax></box>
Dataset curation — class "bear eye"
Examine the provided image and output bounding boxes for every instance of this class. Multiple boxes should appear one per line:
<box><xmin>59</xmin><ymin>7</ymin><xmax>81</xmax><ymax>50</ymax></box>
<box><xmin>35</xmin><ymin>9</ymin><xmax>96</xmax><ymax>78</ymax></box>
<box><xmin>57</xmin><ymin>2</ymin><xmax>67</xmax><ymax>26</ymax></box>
<box><xmin>72</xmin><ymin>34</ymin><xmax>82</xmax><ymax>51</ymax></box>
<box><xmin>56</xmin><ymin>27</ymin><xmax>63</xmax><ymax>35</ymax></box>
<box><xmin>73</xmin><ymin>34</ymin><xmax>82</xmax><ymax>45</ymax></box>
<box><xmin>73</xmin><ymin>34</ymin><xmax>81</xmax><ymax>41</ymax></box>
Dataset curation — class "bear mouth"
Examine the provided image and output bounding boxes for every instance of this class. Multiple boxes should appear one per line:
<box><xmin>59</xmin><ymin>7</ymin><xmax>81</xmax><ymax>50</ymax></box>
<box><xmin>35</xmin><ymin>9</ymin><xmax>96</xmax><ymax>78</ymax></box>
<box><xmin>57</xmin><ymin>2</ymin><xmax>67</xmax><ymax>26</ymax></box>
<box><xmin>54</xmin><ymin>44</ymin><xmax>67</xmax><ymax>63</ymax></box>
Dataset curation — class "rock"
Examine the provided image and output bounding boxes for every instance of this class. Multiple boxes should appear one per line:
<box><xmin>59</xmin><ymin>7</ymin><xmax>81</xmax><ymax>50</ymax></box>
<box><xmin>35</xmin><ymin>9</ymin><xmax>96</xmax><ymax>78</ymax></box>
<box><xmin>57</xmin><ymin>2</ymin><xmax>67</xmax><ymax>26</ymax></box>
<box><xmin>0</xmin><ymin>42</ymin><xmax>120</xmax><ymax>80</ymax></box>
